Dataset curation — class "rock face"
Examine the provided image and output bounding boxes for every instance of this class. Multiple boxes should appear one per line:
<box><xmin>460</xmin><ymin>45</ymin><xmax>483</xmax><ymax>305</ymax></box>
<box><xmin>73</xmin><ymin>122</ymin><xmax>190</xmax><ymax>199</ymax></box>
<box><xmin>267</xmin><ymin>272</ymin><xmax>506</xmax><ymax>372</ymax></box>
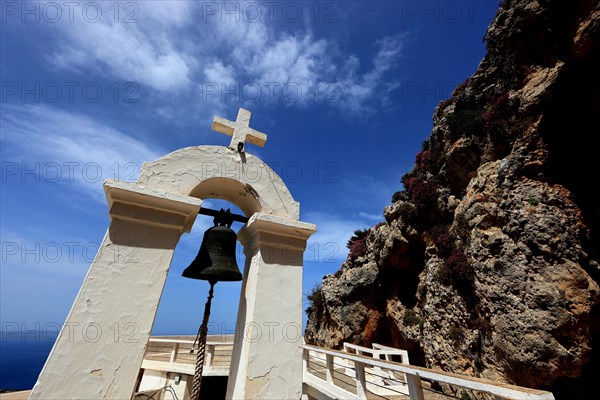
<box><xmin>305</xmin><ymin>0</ymin><xmax>600</xmax><ymax>397</ymax></box>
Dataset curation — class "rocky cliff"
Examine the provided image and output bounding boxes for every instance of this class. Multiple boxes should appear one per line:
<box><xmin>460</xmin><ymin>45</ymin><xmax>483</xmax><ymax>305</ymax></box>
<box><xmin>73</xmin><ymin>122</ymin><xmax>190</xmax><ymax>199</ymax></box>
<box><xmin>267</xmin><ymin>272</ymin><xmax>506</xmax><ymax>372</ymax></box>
<box><xmin>305</xmin><ymin>0</ymin><xmax>600</xmax><ymax>397</ymax></box>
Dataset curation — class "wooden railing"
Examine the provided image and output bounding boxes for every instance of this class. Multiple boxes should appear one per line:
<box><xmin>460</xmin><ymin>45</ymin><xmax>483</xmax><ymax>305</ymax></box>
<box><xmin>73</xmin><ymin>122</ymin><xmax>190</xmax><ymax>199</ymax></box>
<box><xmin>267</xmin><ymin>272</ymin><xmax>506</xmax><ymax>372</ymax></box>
<box><xmin>344</xmin><ymin>342</ymin><xmax>410</xmax><ymax>365</ymax></box>
<box><xmin>142</xmin><ymin>337</ymin><xmax>234</xmax><ymax>376</ymax></box>
<box><xmin>341</xmin><ymin>342</ymin><xmax>411</xmax><ymax>396</ymax></box>
<box><xmin>303</xmin><ymin>344</ymin><xmax>555</xmax><ymax>400</ymax></box>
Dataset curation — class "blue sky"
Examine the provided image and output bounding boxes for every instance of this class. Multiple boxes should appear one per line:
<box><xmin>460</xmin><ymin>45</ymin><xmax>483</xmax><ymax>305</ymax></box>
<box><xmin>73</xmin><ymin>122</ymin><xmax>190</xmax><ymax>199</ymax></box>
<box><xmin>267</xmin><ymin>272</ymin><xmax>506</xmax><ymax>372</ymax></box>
<box><xmin>0</xmin><ymin>0</ymin><xmax>498</xmax><ymax>336</ymax></box>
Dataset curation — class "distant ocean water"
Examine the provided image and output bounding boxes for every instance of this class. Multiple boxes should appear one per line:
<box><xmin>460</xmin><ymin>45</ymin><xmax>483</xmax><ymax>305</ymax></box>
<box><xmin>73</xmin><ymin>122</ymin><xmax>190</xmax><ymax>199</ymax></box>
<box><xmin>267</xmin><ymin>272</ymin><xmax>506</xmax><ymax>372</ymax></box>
<box><xmin>0</xmin><ymin>331</ymin><xmax>201</xmax><ymax>391</ymax></box>
<box><xmin>0</xmin><ymin>331</ymin><xmax>57</xmax><ymax>391</ymax></box>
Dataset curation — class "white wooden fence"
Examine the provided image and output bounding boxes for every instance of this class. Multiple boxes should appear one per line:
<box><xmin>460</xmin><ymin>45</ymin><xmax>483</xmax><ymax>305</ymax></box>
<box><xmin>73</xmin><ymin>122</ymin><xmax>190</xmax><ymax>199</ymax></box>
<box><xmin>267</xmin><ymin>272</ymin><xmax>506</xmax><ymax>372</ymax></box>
<box><xmin>142</xmin><ymin>337</ymin><xmax>233</xmax><ymax>376</ymax></box>
<box><xmin>138</xmin><ymin>337</ymin><xmax>555</xmax><ymax>400</ymax></box>
<box><xmin>303</xmin><ymin>344</ymin><xmax>555</xmax><ymax>400</ymax></box>
<box><xmin>341</xmin><ymin>342</ymin><xmax>411</xmax><ymax>396</ymax></box>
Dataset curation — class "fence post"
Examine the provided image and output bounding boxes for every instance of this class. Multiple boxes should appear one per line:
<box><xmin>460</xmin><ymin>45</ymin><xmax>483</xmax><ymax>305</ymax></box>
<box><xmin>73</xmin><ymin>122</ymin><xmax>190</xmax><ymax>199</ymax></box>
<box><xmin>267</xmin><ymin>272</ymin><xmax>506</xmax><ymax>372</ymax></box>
<box><xmin>325</xmin><ymin>353</ymin><xmax>334</xmax><ymax>384</ymax></box>
<box><xmin>302</xmin><ymin>348</ymin><xmax>308</xmax><ymax>377</ymax></box>
<box><xmin>355</xmin><ymin>361</ymin><xmax>368</xmax><ymax>399</ymax></box>
<box><xmin>406</xmin><ymin>373</ymin><xmax>425</xmax><ymax>400</ymax></box>
<box><xmin>371</xmin><ymin>349</ymin><xmax>386</xmax><ymax>383</ymax></box>
<box><xmin>169</xmin><ymin>342</ymin><xmax>179</xmax><ymax>363</ymax></box>
<box><xmin>205</xmin><ymin>344</ymin><xmax>214</xmax><ymax>368</ymax></box>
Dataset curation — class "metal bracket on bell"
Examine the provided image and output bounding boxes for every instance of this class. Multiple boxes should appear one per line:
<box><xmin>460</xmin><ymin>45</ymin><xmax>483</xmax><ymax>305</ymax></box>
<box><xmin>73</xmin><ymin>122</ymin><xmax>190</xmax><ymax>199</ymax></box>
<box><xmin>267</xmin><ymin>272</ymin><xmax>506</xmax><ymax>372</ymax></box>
<box><xmin>197</xmin><ymin>207</ymin><xmax>249</xmax><ymax>226</ymax></box>
<box><xmin>213</xmin><ymin>208</ymin><xmax>234</xmax><ymax>228</ymax></box>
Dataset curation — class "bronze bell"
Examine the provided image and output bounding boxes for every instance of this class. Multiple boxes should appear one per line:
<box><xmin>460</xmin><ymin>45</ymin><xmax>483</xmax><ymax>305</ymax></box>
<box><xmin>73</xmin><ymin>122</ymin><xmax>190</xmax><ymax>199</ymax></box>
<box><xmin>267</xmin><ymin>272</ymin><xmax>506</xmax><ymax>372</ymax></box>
<box><xmin>182</xmin><ymin>224</ymin><xmax>242</xmax><ymax>282</ymax></box>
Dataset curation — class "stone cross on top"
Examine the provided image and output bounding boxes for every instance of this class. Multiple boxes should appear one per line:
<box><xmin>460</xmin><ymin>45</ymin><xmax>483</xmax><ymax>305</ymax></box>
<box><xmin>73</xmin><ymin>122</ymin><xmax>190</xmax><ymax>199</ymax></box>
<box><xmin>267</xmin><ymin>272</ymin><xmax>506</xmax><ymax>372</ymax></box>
<box><xmin>212</xmin><ymin>108</ymin><xmax>267</xmax><ymax>152</ymax></box>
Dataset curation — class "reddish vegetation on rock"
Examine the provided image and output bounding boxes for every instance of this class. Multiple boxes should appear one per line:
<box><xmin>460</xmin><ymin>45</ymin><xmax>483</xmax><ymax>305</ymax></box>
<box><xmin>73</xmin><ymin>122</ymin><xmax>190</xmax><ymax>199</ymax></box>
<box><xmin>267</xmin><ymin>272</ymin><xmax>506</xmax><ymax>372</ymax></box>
<box><xmin>348</xmin><ymin>238</ymin><xmax>367</xmax><ymax>260</ymax></box>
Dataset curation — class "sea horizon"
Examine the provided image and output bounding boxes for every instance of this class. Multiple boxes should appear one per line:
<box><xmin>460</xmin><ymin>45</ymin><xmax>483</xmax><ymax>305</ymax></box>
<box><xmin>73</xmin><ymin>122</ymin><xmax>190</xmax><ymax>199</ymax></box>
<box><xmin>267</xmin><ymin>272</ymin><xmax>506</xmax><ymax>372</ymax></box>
<box><xmin>0</xmin><ymin>330</ymin><xmax>225</xmax><ymax>390</ymax></box>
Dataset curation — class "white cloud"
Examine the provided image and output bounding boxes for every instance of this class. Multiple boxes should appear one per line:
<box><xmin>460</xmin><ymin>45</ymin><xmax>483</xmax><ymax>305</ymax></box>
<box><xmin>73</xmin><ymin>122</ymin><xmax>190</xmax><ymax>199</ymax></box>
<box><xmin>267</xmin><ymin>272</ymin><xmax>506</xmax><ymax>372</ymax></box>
<box><xmin>338</xmin><ymin>34</ymin><xmax>405</xmax><ymax>113</ymax></box>
<box><xmin>304</xmin><ymin>213</ymin><xmax>352</xmax><ymax>264</ymax></box>
<box><xmin>43</xmin><ymin>1</ymin><xmax>405</xmax><ymax>113</ymax></box>
<box><xmin>204</xmin><ymin>60</ymin><xmax>236</xmax><ymax>86</ymax></box>
<box><xmin>304</xmin><ymin>212</ymin><xmax>378</xmax><ymax>264</ymax></box>
<box><xmin>246</xmin><ymin>34</ymin><xmax>328</xmax><ymax>83</ymax></box>
<box><xmin>339</xmin><ymin>172</ymin><xmax>399</xmax><ymax>210</ymax></box>
<box><xmin>48</xmin><ymin>1</ymin><xmax>193</xmax><ymax>91</ymax></box>
<box><xmin>214</xmin><ymin>16</ymin><xmax>270</xmax><ymax>62</ymax></box>
<box><xmin>0</xmin><ymin>104</ymin><xmax>161</xmax><ymax>201</ymax></box>
<box><xmin>358</xmin><ymin>212</ymin><xmax>382</xmax><ymax>221</ymax></box>
<box><xmin>206</xmin><ymin>26</ymin><xmax>403</xmax><ymax>112</ymax></box>
<box><xmin>137</xmin><ymin>1</ymin><xmax>194</xmax><ymax>26</ymax></box>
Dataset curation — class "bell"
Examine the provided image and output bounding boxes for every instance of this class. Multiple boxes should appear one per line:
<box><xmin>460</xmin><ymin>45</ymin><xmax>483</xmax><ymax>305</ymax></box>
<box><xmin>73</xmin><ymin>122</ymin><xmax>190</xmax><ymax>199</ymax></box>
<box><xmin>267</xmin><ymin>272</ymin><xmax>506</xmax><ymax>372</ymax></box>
<box><xmin>182</xmin><ymin>225</ymin><xmax>242</xmax><ymax>282</ymax></box>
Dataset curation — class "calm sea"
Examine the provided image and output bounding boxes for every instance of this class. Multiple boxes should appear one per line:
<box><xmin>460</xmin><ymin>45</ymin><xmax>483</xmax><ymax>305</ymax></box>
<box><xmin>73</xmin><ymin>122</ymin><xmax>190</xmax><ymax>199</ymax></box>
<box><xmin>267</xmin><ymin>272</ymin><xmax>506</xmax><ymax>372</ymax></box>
<box><xmin>0</xmin><ymin>331</ymin><xmax>58</xmax><ymax>391</ymax></box>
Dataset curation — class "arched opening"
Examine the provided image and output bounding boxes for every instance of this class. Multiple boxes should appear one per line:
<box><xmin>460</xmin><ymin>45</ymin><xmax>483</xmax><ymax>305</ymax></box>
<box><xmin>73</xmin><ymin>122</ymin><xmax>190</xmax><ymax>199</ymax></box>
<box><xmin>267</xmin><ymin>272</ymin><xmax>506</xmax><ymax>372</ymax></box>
<box><xmin>188</xmin><ymin>178</ymin><xmax>262</xmax><ymax>218</ymax></box>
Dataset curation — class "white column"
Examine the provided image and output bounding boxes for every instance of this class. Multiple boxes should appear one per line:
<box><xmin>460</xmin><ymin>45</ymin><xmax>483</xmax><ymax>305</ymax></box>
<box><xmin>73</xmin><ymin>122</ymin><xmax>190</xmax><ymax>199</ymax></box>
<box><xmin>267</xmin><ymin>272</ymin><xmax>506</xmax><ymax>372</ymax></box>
<box><xmin>30</xmin><ymin>181</ymin><xmax>201</xmax><ymax>400</ymax></box>
<box><xmin>226</xmin><ymin>213</ymin><xmax>316</xmax><ymax>400</ymax></box>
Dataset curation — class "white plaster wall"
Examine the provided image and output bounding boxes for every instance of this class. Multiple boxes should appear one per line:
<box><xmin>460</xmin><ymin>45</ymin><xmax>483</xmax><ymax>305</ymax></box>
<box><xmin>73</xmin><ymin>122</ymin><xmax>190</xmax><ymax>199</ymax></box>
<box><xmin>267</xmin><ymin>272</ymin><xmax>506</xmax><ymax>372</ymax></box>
<box><xmin>226</xmin><ymin>214</ymin><xmax>316</xmax><ymax>399</ymax></box>
<box><xmin>242</xmin><ymin>253</ymin><xmax>304</xmax><ymax>399</ymax></box>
